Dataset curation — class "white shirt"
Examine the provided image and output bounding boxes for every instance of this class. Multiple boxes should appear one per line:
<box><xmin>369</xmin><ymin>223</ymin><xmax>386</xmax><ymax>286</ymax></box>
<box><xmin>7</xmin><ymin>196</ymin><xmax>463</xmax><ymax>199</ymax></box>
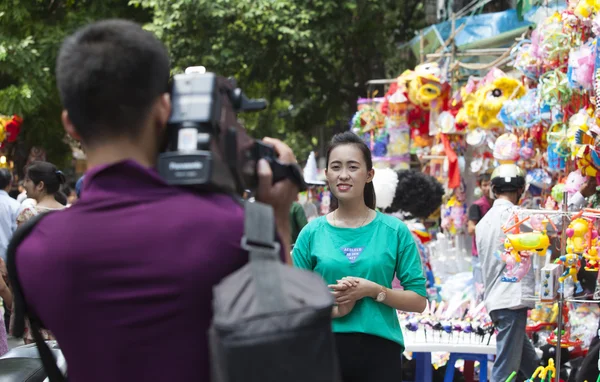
<box><xmin>476</xmin><ymin>199</ymin><xmax>535</xmax><ymax>313</ymax></box>
<box><xmin>16</xmin><ymin>191</ymin><xmax>27</xmax><ymax>203</ymax></box>
<box><xmin>18</xmin><ymin>198</ymin><xmax>37</xmax><ymax>215</ymax></box>
<box><xmin>568</xmin><ymin>191</ymin><xmax>587</xmax><ymax>211</ymax></box>
<box><xmin>0</xmin><ymin>190</ymin><xmax>20</xmax><ymax>261</ymax></box>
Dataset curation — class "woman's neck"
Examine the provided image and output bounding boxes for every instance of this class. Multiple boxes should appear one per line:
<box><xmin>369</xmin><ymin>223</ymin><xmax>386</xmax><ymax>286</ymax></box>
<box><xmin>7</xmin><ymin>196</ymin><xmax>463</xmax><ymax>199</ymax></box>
<box><xmin>335</xmin><ymin>200</ymin><xmax>370</xmax><ymax>220</ymax></box>
<box><xmin>37</xmin><ymin>194</ymin><xmax>61</xmax><ymax>208</ymax></box>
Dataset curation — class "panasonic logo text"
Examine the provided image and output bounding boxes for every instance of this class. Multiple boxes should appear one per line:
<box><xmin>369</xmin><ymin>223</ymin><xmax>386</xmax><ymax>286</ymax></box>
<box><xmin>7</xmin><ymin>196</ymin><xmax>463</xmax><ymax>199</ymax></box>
<box><xmin>169</xmin><ymin>161</ymin><xmax>203</xmax><ymax>170</ymax></box>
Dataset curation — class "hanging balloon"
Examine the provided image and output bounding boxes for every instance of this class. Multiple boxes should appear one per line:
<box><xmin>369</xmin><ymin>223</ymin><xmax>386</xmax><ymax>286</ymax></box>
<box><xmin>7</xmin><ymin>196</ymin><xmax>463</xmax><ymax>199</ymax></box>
<box><xmin>466</xmin><ymin>129</ymin><xmax>487</xmax><ymax>147</ymax></box>
<box><xmin>438</xmin><ymin>111</ymin><xmax>456</xmax><ymax>134</ymax></box>
<box><xmin>5</xmin><ymin>115</ymin><xmax>22</xmax><ymax>143</ymax></box>
<box><xmin>493</xmin><ymin>133</ymin><xmax>520</xmax><ymax>164</ymax></box>
<box><xmin>526</xmin><ymin>169</ymin><xmax>553</xmax><ymax>190</ymax></box>
<box><xmin>551</xmin><ymin>183</ymin><xmax>565</xmax><ymax>203</ymax></box>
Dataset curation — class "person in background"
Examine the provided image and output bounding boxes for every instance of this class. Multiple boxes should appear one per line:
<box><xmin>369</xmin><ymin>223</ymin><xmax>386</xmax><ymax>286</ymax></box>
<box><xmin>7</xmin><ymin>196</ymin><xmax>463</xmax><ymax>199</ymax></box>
<box><xmin>0</xmin><ymin>170</ymin><xmax>20</xmax><ymax>261</ymax></box>
<box><xmin>14</xmin><ymin>161</ymin><xmax>67</xmax><ymax>344</ymax></box>
<box><xmin>75</xmin><ymin>174</ymin><xmax>85</xmax><ymax>198</ymax></box>
<box><xmin>0</xmin><ymin>258</ymin><xmax>10</xmax><ymax>356</ymax></box>
<box><xmin>290</xmin><ymin>200</ymin><xmax>308</xmax><ymax>245</ymax></box>
<box><xmin>293</xmin><ymin>132</ymin><xmax>427</xmax><ymax>382</ymax></box>
<box><xmin>64</xmin><ymin>183</ymin><xmax>78</xmax><ymax>205</ymax></box>
<box><xmin>18</xmin><ymin>161</ymin><xmax>67</xmax><ymax>226</ymax></box>
<box><xmin>16</xmin><ymin>181</ymin><xmax>27</xmax><ymax>203</ymax></box>
<box><xmin>476</xmin><ymin>164</ymin><xmax>539</xmax><ymax>382</ymax></box>
<box><xmin>468</xmin><ymin>171</ymin><xmax>493</xmax><ymax>286</ymax></box>
<box><xmin>0</xmin><ymin>169</ymin><xmax>19</xmax><ymax>335</ymax></box>
<box><xmin>569</xmin><ymin>176</ymin><xmax>597</xmax><ymax>210</ymax></box>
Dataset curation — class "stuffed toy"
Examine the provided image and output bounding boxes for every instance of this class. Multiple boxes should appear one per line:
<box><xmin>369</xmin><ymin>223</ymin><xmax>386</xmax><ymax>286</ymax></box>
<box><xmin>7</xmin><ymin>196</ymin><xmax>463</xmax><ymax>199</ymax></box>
<box><xmin>574</xmin><ymin>121</ymin><xmax>600</xmax><ymax>178</ymax></box>
<box><xmin>474</xmin><ymin>77</ymin><xmax>526</xmax><ymax>130</ymax></box>
<box><xmin>381</xmin><ymin>63</ymin><xmax>450</xmax><ymax>147</ymax></box>
<box><xmin>372</xmin><ymin>167</ymin><xmax>445</xmax><ymax>219</ymax></box>
<box><xmin>456</xmin><ymin>71</ymin><xmax>526</xmax><ymax>131</ymax></box>
<box><xmin>573</xmin><ymin>0</ymin><xmax>600</xmax><ymax>19</ymax></box>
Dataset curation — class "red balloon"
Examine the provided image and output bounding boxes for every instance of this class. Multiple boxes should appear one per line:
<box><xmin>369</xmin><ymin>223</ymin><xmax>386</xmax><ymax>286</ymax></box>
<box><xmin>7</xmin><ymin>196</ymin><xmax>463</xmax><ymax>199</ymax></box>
<box><xmin>5</xmin><ymin>115</ymin><xmax>22</xmax><ymax>142</ymax></box>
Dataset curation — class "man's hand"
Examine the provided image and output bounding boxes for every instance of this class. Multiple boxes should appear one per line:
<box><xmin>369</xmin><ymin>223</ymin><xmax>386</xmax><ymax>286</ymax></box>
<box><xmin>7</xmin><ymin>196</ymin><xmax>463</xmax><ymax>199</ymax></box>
<box><xmin>580</xmin><ymin>176</ymin><xmax>598</xmax><ymax>198</ymax></box>
<box><xmin>255</xmin><ymin>137</ymin><xmax>299</xmax><ymax>263</ymax></box>
<box><xmin>256</xmin><ymin>137</ymin><xmax>299</xmax><ymax>213</ymax></box>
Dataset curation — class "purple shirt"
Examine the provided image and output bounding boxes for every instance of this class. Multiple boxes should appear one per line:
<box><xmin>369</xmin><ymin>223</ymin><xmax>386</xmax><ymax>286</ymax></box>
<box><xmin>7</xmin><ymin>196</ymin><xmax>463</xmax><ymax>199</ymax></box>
<box><xmin>15</xmin><ymin>160</ymin><xmax>251</xmax><ymax>381</ymax></box>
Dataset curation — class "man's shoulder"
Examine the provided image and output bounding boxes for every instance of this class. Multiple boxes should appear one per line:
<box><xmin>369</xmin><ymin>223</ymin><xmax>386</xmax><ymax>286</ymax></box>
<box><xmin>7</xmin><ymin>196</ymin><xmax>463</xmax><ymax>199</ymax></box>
<box><xmin>0</xmin><ymin>194</ymin><xmax>19</xmax><ymax>208</ymax></box>
<box><xmin>15</xmin><ymin>192</ymin><xmax>248</xmax><ymax>271</ymax></box>
<box><xmin>22</xmin><ymin>191</ymin><xmax>245</xmax><ymax>246</ymax></box>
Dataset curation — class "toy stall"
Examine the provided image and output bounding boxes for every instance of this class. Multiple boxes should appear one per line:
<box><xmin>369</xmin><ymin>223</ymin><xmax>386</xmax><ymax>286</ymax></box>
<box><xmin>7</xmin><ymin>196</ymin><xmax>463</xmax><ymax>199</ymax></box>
<box><xmin>348</xmin><ymin>1</ymin><xmax>600</xmax><ymax>381</ymax></box>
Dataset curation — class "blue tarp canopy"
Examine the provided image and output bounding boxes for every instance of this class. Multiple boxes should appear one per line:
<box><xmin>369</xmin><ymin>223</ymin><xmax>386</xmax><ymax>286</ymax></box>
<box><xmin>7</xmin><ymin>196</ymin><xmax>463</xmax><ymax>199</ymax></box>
<box><xmin>407</xmin><ymin>4</ymin><xmax>568</xmax><ymax>58</ymax></box>
<box><xmin>410</xmin><ymin>9</ymin><xmax>533</xmax><ymax>57</ymax></box>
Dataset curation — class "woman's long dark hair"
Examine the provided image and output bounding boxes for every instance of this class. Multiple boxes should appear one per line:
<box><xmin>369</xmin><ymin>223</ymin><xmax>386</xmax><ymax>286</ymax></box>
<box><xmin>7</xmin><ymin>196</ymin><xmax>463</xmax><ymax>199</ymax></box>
<box><xmin>26</xmin><ymin>161</ymin><xmax>67</xmax><ymax>206</ymax></box>
<box><xmin>326</xmin><ymin>131</ymin><xmax>376</xmax><ymax>210</ymax></box>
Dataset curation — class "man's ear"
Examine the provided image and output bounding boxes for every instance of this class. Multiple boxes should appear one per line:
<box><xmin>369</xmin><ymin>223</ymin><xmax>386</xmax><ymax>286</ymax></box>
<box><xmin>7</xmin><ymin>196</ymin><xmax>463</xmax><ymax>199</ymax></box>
<box><xmin>156</xmin><ymin>93</ymin><xmax>171</xmax><ymax>131</ymax></box>
<box><xmin>62</xmin><ymin>111</ymin><xmax>81</xmax><ymax>141</ymax></box>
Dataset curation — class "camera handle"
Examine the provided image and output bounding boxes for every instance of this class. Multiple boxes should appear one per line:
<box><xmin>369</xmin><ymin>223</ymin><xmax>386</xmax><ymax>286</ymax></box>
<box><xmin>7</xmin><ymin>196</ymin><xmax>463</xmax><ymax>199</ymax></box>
<box><xmin>264</xmin><ymin>158</ymin><xmax>307</xmax><ymax>192</ymax></box>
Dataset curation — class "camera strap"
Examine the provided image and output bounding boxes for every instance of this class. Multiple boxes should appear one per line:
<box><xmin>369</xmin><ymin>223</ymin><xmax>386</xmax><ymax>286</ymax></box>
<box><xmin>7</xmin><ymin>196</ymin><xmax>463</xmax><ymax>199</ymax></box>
<box><xmin>240</xmin><ymin>201</ymin><xmax>287</xmax><ymax>310</ymax></box>
<box><xmin>6</xmin><ymin>211</ymin><xmax>67</xmax><ymax>382</ymax></box>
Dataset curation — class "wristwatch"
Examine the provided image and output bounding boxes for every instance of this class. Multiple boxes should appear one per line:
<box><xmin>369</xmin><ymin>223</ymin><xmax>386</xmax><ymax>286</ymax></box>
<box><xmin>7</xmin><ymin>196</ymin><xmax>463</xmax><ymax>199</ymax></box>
<box><xmin>375</xmin><ymin>286</ymin><xmax>387</xmax><ymax>302</ymax></box>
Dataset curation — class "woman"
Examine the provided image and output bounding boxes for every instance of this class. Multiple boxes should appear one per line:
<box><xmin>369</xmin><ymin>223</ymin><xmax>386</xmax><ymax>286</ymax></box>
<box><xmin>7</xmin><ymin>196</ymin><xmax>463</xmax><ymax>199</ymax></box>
<box><xmin>17</xmin><ymin>161</ymin><xmax>67</xmax><ymax>226</ymax></box>
<box><xmin>14</xmin><ymin>161</ymin><xmax>66</xmax><ymax>343</ymax></box>
<box><xmin>293</xmin><ymin>132</ymin><xmax>427</xmax><ymax>382</ymax></box>
<box><xmin>0</xmin><ymin>258</ymin><xmax>10</xmax><ymax>356</ymax></box>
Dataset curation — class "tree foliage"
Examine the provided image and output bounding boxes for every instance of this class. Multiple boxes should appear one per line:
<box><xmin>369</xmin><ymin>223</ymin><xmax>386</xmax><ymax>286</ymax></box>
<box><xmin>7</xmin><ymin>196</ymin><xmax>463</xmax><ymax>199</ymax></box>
<box><xmin>1</xmin><ymin>0</ymin><xmax>426</xmax><ymax>167</ymax></box>
<box><xmin>132</xmin><ymin>0</ymin><xmax>426</xmax><ymax>162</ymax></box>
<box><xmin>0</xmin><ymin>0</ymin><xmax>150</xmax><ymax>168</ymax></box>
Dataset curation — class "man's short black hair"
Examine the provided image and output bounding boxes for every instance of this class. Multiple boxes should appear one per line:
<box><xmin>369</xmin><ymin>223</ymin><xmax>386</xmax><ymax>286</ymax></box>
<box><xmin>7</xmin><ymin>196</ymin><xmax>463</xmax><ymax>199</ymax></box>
<box><xmin>0</xmin><ymin>169</ymin><xmax>12</xmax><ymax>190</ymax></box>
<box><xmin>56</xmin><ymin>19</ymin><xmax>170</xmax><ymax>145</ymax></box>
<box><xmin>478</xmin><ymin>172</ymin><xmax>492</xmax><ymax>184</ymax></box>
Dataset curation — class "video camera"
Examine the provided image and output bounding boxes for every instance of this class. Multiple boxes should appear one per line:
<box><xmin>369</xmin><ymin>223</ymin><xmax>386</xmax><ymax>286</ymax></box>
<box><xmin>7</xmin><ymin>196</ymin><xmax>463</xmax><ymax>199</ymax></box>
<box><xmin>158</xmin><ymin>68</ymin><xmax>307</xmax><ymax>194</ymax></box>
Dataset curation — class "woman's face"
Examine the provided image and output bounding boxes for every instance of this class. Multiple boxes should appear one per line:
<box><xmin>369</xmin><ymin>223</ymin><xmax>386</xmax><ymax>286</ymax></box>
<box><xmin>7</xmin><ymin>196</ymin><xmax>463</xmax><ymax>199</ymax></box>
<box><xmin>23</xmin><ymin>176</ymin><xmax>41</xmax><ymax>200</ymax></box>
<box><xmin>326</xmin><ymin>144</ymin><xmax>374</xmax><ymax>205</ymax></box>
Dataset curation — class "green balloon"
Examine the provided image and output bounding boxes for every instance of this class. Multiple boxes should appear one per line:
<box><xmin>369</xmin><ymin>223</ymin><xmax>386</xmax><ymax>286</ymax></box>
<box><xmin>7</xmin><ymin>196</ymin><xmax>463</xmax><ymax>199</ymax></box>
<box><xmin>551</xmin><ymin>184</ymin><xmax>565</xmax><ymax>203</ymax></box>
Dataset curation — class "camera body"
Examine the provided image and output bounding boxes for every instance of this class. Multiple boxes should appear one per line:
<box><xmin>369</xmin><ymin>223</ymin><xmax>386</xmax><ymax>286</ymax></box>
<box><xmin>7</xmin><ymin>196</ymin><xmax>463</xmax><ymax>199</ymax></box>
<box><xmin>158</xmin><ymin>71</ymin><xmax>305</xmax><ymax>194</ymax></box>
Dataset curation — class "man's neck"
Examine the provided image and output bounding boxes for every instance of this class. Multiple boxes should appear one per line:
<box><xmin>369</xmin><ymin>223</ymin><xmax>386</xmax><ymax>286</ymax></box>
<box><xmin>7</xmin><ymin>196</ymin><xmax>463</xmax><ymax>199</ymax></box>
<box><xmin>84</xmin><ymin>141</ymin><xmax>156</xmax><ymax>170</ymax></box>
<box><xmin>496</xmin><ymin>194</ymin><xmax>516</xmax><ymax>204</ymax></box>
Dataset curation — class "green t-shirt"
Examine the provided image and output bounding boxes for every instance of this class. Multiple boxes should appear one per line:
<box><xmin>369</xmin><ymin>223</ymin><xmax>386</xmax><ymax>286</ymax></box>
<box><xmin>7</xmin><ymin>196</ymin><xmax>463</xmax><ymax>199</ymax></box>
<box><xmin>292</xmin><ymin>211</ymin><xmax>427</xmax><ymax>349</ymax></box>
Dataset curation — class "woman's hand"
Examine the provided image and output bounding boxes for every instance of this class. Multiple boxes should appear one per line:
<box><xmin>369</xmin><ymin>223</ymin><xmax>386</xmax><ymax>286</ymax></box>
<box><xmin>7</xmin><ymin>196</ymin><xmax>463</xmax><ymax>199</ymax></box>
<box><xmin>332</xmin><ymin>299</ymin><xmax>356</xmax><ymax>318</ymax></box>
<box><xmin>329</xmin><ymin>277</ymin><xmax>379</xmax><ymax>305</ymax></box>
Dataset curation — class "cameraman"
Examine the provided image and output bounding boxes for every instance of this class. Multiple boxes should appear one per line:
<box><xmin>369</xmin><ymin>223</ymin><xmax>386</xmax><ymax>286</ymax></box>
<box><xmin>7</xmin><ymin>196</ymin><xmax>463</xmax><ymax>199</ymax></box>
<box><xmin>12</xmin><ymin>20</ymin><xmax>298</xmax><ymax>381</ymax></box>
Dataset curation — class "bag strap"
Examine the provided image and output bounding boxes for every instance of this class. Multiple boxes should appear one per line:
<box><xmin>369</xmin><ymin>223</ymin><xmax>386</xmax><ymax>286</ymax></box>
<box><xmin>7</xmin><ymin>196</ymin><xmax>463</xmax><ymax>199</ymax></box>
<box><xmin>6</xmin><ymin>211</ymin><xmax>67</xmax><ymax>382</ymax></box>
<box><xmin>240</xmin><ymin>201</ymin><xmax>286</xmax><ymax>310</ymax></box>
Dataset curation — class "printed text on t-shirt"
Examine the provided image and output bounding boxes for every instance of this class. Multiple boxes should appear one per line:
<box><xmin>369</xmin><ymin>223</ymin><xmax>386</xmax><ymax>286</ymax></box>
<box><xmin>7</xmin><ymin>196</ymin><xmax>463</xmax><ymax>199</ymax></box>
<box><xmin>342</xmin><ymin>247</ymin><xmax>365</xmax><ymax>263</ymax></box>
